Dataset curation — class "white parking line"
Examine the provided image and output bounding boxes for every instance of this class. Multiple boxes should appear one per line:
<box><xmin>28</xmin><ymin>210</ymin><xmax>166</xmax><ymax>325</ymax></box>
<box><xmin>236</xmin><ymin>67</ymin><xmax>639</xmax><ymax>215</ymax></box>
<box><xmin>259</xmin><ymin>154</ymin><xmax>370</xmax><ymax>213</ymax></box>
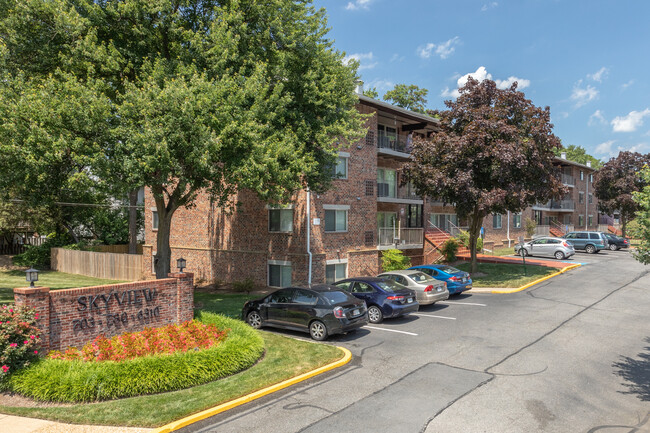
<box><xmin>364</xmin><ymin>326</ymin><xmax>418</xmax><ymax>336</ymax></box>
<box><xmin>412</xmin><ymin>313</ymin><xmax>456</xmax><ymax>320</ymax></box>
<box><xmin>438</xmin><ymin>301</ymin><xmax>486</xmax><ymax>307</ymax></box>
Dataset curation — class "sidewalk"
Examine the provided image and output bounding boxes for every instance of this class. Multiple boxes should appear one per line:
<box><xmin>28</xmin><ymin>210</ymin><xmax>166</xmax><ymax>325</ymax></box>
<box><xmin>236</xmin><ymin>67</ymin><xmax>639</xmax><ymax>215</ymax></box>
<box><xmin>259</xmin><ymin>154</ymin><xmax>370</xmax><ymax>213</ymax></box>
<box><xmin>457</xmin><ymin>252</ymin><xmax>577</xmax><ymax>269</ymax></box>
<box><xmin>0</xmin><ymin>413</ymin><xmax>152</xmax><ymax>433</ymax></box>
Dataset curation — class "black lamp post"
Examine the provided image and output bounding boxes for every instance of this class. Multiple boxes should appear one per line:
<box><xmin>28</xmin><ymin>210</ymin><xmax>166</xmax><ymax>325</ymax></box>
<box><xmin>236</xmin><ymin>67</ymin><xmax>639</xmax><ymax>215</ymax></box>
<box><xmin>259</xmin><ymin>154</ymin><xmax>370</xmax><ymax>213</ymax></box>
<box><xmin>176</xmin><ymin>257</ymin><xmax>187</xmax><ymax>273</ymax></box>
<box><xmin>25</xmin><ymin>268</ymin><xmax>39</xmax><ymax>287</ymax></box>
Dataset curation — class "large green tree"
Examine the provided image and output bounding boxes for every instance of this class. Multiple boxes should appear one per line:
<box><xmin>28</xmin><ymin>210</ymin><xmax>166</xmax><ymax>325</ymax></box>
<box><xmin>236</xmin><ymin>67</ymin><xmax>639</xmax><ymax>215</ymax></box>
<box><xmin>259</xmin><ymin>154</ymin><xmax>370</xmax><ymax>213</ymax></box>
<box><xmin>554</xmin><ymin>144</ymin><xmax>602</xmax><ymax>169</ymax></box>
<box><xmin>0</xmin><ymin>0</ymin><xmax>364</xmax><ymax>278</ymax></box>
<box><xmin>383</xmin><ymin>84</ymin><xmax>428</xmax><ymax>113</ymax></box>
<box><xmin>593</xmin><ymin>151</ymin><xmax>650</xmax><ymax>237</ymax></box>
<box><xmin>404</xmin><ymin>78</ymin><xmax>566</xmax><ymax>273</ymax></box>
<box><xmin>631</xmin><ymin>166</ymin><xmax>650</xmax><ymax>265</ymax></box>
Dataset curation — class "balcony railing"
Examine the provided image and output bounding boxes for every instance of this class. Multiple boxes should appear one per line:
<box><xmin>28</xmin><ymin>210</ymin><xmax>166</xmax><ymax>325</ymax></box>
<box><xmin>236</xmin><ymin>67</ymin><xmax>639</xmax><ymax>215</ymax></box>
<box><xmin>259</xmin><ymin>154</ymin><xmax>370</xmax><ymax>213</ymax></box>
<box><xmin>376</xmin><ymin>183</ymin><xmax>421</xmax><ymax>201</ymax></box>
<box><xmin>377</xmin><ymin>131</ymin><xmax>412</xmax><ymax>154</ymax></box>
<box><xmin>561</xmin><ymin>173</ymin><xmax>575</xmax><ymax>186</ymax></box>
<box><xmin>378</xmin><ymin>228</ymin><xmax>423</xmax><ymax>247</ymax></box>
<box><xmin>534</xmin><ymin>199</ymin><xmax>575</xmax><ymax>211</ymax></box>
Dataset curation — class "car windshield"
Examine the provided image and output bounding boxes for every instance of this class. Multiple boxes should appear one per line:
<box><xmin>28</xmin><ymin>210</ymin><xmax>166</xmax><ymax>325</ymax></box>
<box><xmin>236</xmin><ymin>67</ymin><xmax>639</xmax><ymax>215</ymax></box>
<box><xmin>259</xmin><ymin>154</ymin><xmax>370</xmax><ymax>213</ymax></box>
<box><xmin>409</xmin><ymin>272</ymin><xmax>435</xmax><ymax>283</ymax></box>
<box><xmin>376</xmin><ymin>280</ymin><xmax>407</xmax><ymax>292</ymax></box>
<box><xmin>320</xmin><ymin>291</ymin><xmax>352</xmax><ymax>305</ymax></box>
<box><xmin>436</xmin><ymin>266</ymin><xmax>460</xmax><ymax>274</ymax></box>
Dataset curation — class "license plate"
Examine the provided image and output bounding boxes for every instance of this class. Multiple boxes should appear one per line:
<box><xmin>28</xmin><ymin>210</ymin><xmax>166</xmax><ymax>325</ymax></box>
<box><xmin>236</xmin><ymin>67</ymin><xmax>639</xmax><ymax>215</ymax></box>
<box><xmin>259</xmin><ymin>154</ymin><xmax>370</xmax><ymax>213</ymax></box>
<box><xmin>352</xmin><ymin>309</ymin><xmax>360</xmax><ymax>316</ymax></box>
<box><xmin>407</xmin><ymin>297</ymin><xmax>413</xmax><ymax>303</ymax></box>
<box><xmin>437</xmin><ymin>287</ymin><xmax>443</xmax><ymax>292</ymax></box>
<box><xmin>462</xmin><ymin>277</ymin><xmax>467</xmax><ymax>283</ymax></box>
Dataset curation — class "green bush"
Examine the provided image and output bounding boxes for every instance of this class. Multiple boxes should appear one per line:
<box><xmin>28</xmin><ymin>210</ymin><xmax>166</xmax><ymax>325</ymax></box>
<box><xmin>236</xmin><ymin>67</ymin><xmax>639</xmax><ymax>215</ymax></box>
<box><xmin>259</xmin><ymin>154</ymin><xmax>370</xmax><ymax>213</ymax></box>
<box><xmin>381</xmin><ymin>248</ymin><xmax>411</xmax><ymax>271</ymax></box>
<box><xmin>0</xmin><ymin>305</ymin><xmax>42</xmax><ymax>381</ymax></box>
<box><xmin>12</xmin><ymin>233</ymin><xmax>71</xmax><ymax>269</ymax></box>
<box><xmin>232</xmin><ymin>277</ymin><xmax>255</xmax><ymax>294</ymax></box>
<box><xmin>440</xmin><ymin>238</ymin><xmax>459</xmax><ymax>262</ymax></box>
<box><xmin>456</xmin><ymin>230</ymin><xmax>483</xmax><ymax>252</ymax></box>
<box><xmin>524</xmin><ymin>217</ymin><xmax>536</xmax><ymax>238</ymax></box>
<box><xmin>6</xmin><ymin>313</ymin><xmax>264</xmax><ymax>402</ymax></box>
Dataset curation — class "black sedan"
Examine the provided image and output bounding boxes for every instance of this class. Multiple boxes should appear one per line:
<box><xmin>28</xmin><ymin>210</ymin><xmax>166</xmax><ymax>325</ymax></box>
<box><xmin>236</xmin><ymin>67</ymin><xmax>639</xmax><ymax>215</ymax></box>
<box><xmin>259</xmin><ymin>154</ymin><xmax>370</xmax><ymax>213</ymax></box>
<box><xmin>603</xmin><ymin>233</ymin><xmax>630</xmax><ymax>251</ymax></box>
<box><xmin>242</xmin><ymin>285</ymin><xmax>368</xmax><ymax>340</ymax></box>
<box><xmin>333</xmin><ymin>277</ymin><xmax>419</xmax><ymax>323</ymax></box>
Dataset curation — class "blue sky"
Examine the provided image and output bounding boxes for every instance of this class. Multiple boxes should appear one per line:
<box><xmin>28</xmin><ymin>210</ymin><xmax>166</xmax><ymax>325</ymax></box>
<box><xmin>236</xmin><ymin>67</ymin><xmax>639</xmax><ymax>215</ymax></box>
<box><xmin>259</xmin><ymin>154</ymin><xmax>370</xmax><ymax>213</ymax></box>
<box><xmin>312</xmin><ymin>0</ymin><xmax>650</xmax><ymax>161</ymax></box>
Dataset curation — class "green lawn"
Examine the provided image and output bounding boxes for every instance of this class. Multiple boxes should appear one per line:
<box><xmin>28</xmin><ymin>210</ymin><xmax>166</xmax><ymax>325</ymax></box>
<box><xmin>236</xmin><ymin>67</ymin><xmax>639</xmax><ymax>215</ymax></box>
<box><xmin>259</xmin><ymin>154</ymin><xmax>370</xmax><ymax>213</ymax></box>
<box><xmin>194</xmin><ymin>290</ymin><xmax>259</xmax><ymax>319</ymax></box>
<box><xmin>456</xmin><ymin>262</ymin><xmax>558</xmax><ymax>288</ymax></box>
<box><xmin>0</xmin><ymin>270</ymin><xmax>125</xmax><ymax>304</ymax></box>
<box><xmin>484</xmin><ymin>247</ymin><xmax>517</xmax><ymax>257</ymax></box>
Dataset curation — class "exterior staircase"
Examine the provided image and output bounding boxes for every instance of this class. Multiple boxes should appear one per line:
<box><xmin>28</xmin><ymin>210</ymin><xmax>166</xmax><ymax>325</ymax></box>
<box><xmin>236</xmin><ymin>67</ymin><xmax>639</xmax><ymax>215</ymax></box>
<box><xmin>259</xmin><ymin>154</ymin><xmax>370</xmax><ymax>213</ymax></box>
<box><xmin>608</xmin><ymin>225</ymin><xmax>622</xmax><ymax>236</ymax></box>
<box><xmin>423</xmin><ymin>228</ymin><xmax>469</xmax><ymax>263</ymax></box>
<box><xmin>549</xmin><ymin>226</ymin><xmax>564</xmax><ymax>237</ymax></box>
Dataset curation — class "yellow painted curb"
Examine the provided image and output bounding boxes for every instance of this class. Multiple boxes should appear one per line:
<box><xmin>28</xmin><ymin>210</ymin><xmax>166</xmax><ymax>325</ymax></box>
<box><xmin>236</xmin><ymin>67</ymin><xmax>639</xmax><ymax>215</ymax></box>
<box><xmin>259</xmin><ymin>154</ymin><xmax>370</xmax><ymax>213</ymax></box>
<box><xmin>490</xmin><ymin>263</ymin><xmax>582</xmax><ymax>294</ymax></box>
<box><xmin>151</xmin><ymin>346</ymin><xmax>352</xmax><ymax>433</ymax></box>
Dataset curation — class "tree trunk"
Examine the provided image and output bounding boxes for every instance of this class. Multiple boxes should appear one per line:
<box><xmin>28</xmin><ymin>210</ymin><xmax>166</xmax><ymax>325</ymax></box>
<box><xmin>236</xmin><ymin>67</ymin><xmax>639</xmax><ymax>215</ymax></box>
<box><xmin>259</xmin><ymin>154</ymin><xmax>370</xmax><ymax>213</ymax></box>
<box><xmin>621</xmin><ymin>214</ymin><xmax>627</xmax><ymax>238</ymax></box>
<box><xmin>128</xmin><ymin>189</ymin><xmax>138</xmax><ymax>254</ymax></box>
<box><xmin>468</xmin><ymin>209</ymin><xmax>483</xmax><ymax>274</ymax></box>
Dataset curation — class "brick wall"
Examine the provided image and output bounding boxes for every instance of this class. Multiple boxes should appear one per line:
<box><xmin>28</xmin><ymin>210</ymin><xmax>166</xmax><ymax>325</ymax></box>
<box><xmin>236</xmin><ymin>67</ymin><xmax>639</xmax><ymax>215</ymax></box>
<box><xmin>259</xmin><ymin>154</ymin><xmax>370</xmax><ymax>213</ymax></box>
<box><xmin>14</xmin><ymin>273</ymin><xmax>194</xmax><ymax>352</ymax></box>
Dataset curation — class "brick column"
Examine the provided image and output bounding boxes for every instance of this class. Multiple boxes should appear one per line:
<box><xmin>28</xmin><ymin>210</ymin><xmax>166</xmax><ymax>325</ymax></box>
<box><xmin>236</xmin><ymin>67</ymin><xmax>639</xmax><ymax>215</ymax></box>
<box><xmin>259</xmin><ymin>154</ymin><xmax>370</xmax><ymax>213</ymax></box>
<box><xmin>13</xmin><ymin>287</ymin><xmax>51</xmax><ymax>351</ymax></box>
<box><xmin>168</xmin><ymin>272</ymin><xmax>194</xmax><ymax>323</ymax></box>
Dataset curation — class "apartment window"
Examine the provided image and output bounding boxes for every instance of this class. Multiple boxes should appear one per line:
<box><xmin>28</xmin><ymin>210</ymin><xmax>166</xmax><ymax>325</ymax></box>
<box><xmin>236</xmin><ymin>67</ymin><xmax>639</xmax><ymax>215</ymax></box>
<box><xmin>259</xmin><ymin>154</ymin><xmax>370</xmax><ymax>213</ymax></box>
<box><xmin>377</xmin><ymin>212</ymin><xmax>397</xmax><ymax>228</ymax></box>
<box><xmin>332</xmin><ymin>152</ymin><xmax>349</xmax><ymax>179</ymax></box>
<box><xmin>534</xmin><ymin>210</ymin><xmax>543</xmax><ymax>225</ymax></box>
<box><xmin>377</xmin><ymin>168</ymin><xmax>396</xmax><ymax>198</ymax></box>
<box><xmin>493</xmin><ymin>213</ymin><xmax>502</xmax><ymax>229</ymax></box>
<box><xmin>377</xmin><ymin>124</ymin><xmax>397</xmax><ymax>149</ymax></box>
<box><xmin>588</xmin><ymin>215</ymin><xmax>593</xmax><ymax>226</ymax></box>
<box><xmin>325</xmin><ymin>259</ymin><xmax>347</xmax><ymax>284</ymax></box>
<box><xmin>324</xmin><ymin>205</ymin><xmax>349</xmax><ymax>232</ymax></box>
<box><xmin>588</xmin><ymin>193</ymin><xmax>593</xmax><ymax>204</ymax></box>
<box><xmin>578</xmin><ymin>215</ymin><xmax>584</xmax><ymax>227</ymax></box>
<box><xmin>268</xmin><ymin>206</ymin><xmax>293</xmax><ymax>232</ymax></box>
<box><xmin>152</xmin><ymin>210</ymin><xmax>159</xmax><ymax>230</ymax></box>
<box><xmin>579</xmin><ymin>192</ymin><xmax>584</xmax><ymax>204</ymax></box>
<box><xmin>513</xmin><ymin>213</ymin><xmax>522</xmax><ymax>228</ymax></box>
<box><xmin>580</xmin><ymin>171</ymin><xmax>584</xmax><ymax>181</ymax></box>
<box><xmin>268</xmin><ymin>261</ymin><xmax>292</xmax><ymax>288</ymax></box>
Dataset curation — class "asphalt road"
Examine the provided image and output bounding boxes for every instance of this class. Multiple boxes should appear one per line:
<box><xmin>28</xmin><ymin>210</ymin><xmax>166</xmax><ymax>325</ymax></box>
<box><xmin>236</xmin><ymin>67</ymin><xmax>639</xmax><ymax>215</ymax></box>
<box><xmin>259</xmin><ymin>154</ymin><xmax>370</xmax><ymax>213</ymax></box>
<box><xmin>183</xmin><ymin>250</ymin><xmax>650</xmax><ymax>433</ymax></box>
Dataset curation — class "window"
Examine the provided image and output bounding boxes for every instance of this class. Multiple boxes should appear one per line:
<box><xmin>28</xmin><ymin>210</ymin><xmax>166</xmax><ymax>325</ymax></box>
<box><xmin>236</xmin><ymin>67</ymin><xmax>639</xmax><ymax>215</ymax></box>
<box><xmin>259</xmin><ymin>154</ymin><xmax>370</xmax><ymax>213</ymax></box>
<box><xmin>151</xmin><ymin>251</ymin><xmax>157</xmax><ymax>275</ymax></box>
<box><xmin>534</xmin><ymin>210</ymin><xmax>543</xmax><ymax>225</ymax></box>
<box><xmin>578</xmin><ymin>215</ymin><xmax>584</xmax><ymax>227</ymax></box>
<box><xmin>268</xmin><ymin>207</ymin><xmax>293</xmax><ymax>232</ymax></box>
<box><xmin>579</xmin><ymin>192</ymin><xmax>584</xmax><ymax>204</ymax></box>
<box><xmin>577</xmin><ymin>232</ymin><xmax>588</xmax><ymax>239</ymax></box>
<box><xmin>588</xmin><ymin>193</ymin><xmax>593</xmax><ymax>204</ymax></box>
<box><xmin>377</xmin><ymin>168</ymin><xmax>396</xmax><ymax>198</ymax></box>
<box><xmin>580</xmin><ymin>171</ymin><xmax>584</xmax><ymax>181</ymax></box>
<box><xmin>268</xmin><ymin>261</ymin><xmax>292</xmax><ymax>288</ymax></box>
<box><xmin>269</xmin><ymin>288</ymin><xmax>293</xmax><ymax>303</ymax></box>
<box><xmin>351</xmin><ymin>282</ymin><xmax>374</xmax><ymax>293</ymax></box>
<box><xmin>377</xmin><ymin>124</ymin><xmax>398</xmax><ymax>150</ymax></box>
<box><xmin>324</xmin><ymin>205</ymin><xmax>349</xmax><ymax>232</ymax></box>
<box><xmin>365</xmin><ymin>180</ymin><xmax>374</xmax><ymax>196</ymax></box>
<box><xmin>513</xmin><ymin>213</ymin><xmax>522</xmax><ymax>228</ymax></box>
<box><xmin>331</xmin><ymin>152</ymin><xmax>349</xmax><ymax>179</ymax></box>
<box><xmin>588</xmin><ymin>215</ymin><xmax>593</xmax><ymax>226</ymax></box>
<box><xmin>493</xmin><ymin>213</ymin><xmax>502</xmax><ymax>229</ymax></box>
<box><xmin>325</xmin><ymin>261</ymin><xmax>347</xmax><ymax>284</ymax></box>
<box><xmin>152</xmin><ymin>210</ymin><xmax>159</xmax><ymax>230</ymax></box>
<box><xmin>293</xmin><ymin>289</ymin><xmax>318</xmax><ymax>305</ymax></box>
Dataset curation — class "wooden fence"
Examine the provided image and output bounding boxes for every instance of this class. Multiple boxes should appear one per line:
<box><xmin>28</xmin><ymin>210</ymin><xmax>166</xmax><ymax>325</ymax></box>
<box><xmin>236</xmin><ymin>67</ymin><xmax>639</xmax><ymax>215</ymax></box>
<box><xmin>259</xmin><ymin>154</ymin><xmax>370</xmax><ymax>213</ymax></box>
<box><xmin>94</xmin><ymin>244</ymin><xmax>144</xmax><ymax>254</ymax></box>
<box><xmin>51</xmin><ymin>248</ymin><xmax>143</xmax><ymax>281</ymax></box>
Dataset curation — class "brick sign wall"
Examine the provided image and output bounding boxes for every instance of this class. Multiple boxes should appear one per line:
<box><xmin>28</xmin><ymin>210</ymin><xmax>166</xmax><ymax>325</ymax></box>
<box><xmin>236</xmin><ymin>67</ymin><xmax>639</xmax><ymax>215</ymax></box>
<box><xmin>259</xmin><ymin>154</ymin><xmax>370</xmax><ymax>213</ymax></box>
<box><xmin>13</xmin><ymin>273</ymin><xmax>194</xmax><ymax>352</ymax></box>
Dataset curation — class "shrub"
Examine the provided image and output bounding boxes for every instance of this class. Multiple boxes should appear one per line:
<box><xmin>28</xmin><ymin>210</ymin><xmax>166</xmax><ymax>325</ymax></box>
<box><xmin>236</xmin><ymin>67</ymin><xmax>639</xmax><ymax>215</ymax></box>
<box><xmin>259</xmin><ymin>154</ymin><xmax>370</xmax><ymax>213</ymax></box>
<box><xmin>0</xmin><ymin>305</ymin><xmax>42</xmax><ymax>381</ymax></box>
<box><xmin>47</xmin><ymin>320</ymin><xmax>228</xmax><ymax>362</ymax></box>
<box><xmin>440</xmin><ymin>238</ymin><xmax>459</xmax><ymax>262</ymax></box>
<box><xmin>381</xmin><ymin>248</ymin><xmax>411</xmax><ymax>271</ymax></box>
<box><xmin>6</xmin><ymin>314</ymin><xmax>264</xmax><ymax>402</ymax></box>
<box><xmin>524</xmin><ymin>217</ymin><xmax>537</xmax><ymax>238</ymax></box>
<box><xmin>232</xmin><ymin>277</ymin><xmax>255</xmax><ymax>294</ymax></box>
<box><xmin>12</xmin><ymin>233</ymin><xmax>71</xmax><ymax>269</ymax></box>
<box><xmin>456</xmin><ymin>230</ymin><xmax>483</xmax><ymax>252</ymax></box>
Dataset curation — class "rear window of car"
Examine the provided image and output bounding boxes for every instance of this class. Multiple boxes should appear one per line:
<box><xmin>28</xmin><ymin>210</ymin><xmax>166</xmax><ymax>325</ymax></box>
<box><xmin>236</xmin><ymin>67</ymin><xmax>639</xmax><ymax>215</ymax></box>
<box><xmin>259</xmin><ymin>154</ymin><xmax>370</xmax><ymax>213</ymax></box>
<box><xmin>436</xmin><ymin>266</ymin><xmax>460</xmax><ymax>274</ymax></box>
<box><xmin>376</xmin><ymin>280</ymin><xmax>407</xmax><ymax>292</ymax></box>
<box><xmin>320</xmin><ymin>291</ymin><xmax>353</xmax><ymax>305</ymax></box>
<box><xmin>408</xmin><ymin>272</ymin><xmax>435</xmax><ymax>283</ymax></box>
<box><xmin>589</xmin><ymin>233</ymin><xmax>600</xmax><ymax>239</ymax></box>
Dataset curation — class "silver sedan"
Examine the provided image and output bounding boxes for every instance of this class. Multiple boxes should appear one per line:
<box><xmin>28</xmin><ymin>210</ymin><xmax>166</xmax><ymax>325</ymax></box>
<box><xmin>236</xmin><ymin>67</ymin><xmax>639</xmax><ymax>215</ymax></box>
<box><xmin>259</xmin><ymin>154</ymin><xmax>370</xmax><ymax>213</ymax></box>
<box><xmin>377</xmin><ymin>270</ymin><xmax>449</xmax><ymax>305</ymax></box>
<box><xmin>514</xmin><ymin>236</ymin><xmax>575</xmax><ymax>260</ymax></box>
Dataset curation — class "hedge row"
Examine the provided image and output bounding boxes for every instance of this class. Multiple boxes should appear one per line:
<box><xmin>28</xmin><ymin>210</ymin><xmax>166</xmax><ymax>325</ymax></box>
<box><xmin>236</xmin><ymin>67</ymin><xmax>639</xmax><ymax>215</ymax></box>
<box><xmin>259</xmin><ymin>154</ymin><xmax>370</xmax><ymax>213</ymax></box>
<box><xmin>6</xmin><ymin>313</ymin><xmax>264</xmax><ymax>402</ymax></box>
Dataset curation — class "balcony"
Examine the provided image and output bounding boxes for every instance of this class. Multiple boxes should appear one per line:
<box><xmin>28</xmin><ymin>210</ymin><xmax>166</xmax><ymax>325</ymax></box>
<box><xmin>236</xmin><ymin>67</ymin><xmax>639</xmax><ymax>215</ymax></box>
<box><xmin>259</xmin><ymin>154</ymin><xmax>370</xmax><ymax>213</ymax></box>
<box><xmin>376</xmin><ymin>183</ymin><xmax>423</xmax><ymax>204</ymax></box>
<box><xmin>377</xmin><ymin>131</ymin><xmax>412</xmax><ymax>158</ymax></box>
<box><xmin>532</xmin><ymin>199</ymin><xmax>575</xmax><ymax>212</ymax></box>
<box><xmin>377</xmin><ymin>228</ymin><xmax>424</xmax><ymax>250</ymax></box>
<box><xmin>561</xmin><ymin>173</ymin><xmax>575</xmax><ymax>187</ymax></box>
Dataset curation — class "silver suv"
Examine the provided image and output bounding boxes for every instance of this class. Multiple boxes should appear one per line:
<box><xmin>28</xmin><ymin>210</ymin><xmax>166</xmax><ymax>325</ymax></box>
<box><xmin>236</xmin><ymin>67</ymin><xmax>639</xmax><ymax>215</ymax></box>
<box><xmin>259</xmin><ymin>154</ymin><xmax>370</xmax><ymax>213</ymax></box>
<box><xmin>563</xmin><ymin>231</ymin><xmax>609</xmax><ymax>254</ymax></box>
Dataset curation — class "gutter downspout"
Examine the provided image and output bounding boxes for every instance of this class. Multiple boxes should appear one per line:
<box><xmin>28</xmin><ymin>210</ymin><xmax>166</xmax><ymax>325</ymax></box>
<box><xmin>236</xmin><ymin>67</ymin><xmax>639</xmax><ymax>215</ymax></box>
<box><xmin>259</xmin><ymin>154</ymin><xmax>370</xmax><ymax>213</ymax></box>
<box><xmin>306</xmin><ymin>189</ymin><xmax>312</xmax><ymax>286</ymax></box>
<box><xmin>507</xmin><ymin>211</ymin><xmax>511</xmax><ymax>247</ymax></box>
<box><xmin>585</xmin><ymin>174</ymin><xmax>589</xmax><ymax>229</ymax></box>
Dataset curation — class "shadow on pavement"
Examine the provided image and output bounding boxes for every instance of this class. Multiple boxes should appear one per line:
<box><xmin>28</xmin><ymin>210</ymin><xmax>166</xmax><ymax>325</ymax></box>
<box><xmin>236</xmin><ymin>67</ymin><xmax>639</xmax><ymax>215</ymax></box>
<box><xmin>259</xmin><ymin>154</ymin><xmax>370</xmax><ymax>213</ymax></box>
<box><xmin>612</xmin><ymin>336</ymin><xmax>650</xmax><ymax>402</ymax></box>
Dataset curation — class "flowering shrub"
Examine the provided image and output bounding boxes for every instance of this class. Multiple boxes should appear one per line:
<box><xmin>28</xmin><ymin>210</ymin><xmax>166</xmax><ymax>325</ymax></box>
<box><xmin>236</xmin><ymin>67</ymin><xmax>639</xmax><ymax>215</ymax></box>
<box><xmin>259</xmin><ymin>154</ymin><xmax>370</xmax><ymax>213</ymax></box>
<box><xmin>0</xmin><ymin>305</ymin><xmax>41</xmax><ymax>380</ymax></box>
<box><xmin>48</xmin><ymin>320</ymin><xmax>229</xmax><ymax>362</ymax></box>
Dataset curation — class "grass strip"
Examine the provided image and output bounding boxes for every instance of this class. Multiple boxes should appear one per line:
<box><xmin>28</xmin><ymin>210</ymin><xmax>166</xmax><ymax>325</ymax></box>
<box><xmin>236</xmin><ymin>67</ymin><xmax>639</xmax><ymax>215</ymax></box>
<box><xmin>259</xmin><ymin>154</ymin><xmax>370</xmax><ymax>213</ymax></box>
<box><xmin>456</xmin><ymin>262</ymin><xmax>557</xmax><ymax>288</ymax></box>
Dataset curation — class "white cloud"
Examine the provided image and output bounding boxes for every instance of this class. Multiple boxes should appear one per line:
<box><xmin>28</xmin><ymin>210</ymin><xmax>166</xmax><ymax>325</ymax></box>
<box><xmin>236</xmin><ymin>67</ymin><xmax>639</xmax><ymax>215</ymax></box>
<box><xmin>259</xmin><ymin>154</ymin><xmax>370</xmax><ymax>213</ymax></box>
<box><xmin>345</xmin><ymin>0</ymin><xmax>373</xmax><ymax>10</ymax></box>
<box><xmin>570</xmin><ymin>80</ymin><xmax>599</xmax><ymax>107</ymax></box>
<box><xmin>343</xmin><ymin>52</ymin><xmax>377</xmax><ymax>70</ymax></box>
<box><xmin>588</xmin><ymin>67</ymin><xmax>608</xmax><ymax>82</ymax></box>
<box><xmin>622</xmin><ymin>80</ymin><xmax>635</xmax><ymax>90</ymax></box>
<box><xmin>588</xmin><ymin>110</ymin><xmax>607</xmax><ymax>126</ymax></box>
<box><xmin>417</xmin><ymin>37</ymin><xmax>460</xmax><ymax>60</ymax></box>
<box><xmin>594</xmin><ymin>140</ymin><xmax>650</xmax><ymax>159</ymax></box>
<box><xmin>481</xmin><ymin>2</ymin><xmax>498</xmax><ymax>11</ymax></box>
<box><xmin>611</xmin><ymin>108</ymin><xmax>650</xmax><ymax>132</ymax></box>
<box><xmin>595</xmin><ymin>140</ymin><xmax>616</xmax><ymax>157</ymax></box>
<box><xmin>440</xmin><ymin>66</ymin><xmax>530</xmax><ymax>98</ymax></box>
<box><xmin>390</xmin><ymin>53</ymin><xmax>404</xmax><ymax>63</ymax></box>
<box><xmin>366</xmin><ymin>79</ymin><xmax>395</xmax><ymax>93</ymax></box>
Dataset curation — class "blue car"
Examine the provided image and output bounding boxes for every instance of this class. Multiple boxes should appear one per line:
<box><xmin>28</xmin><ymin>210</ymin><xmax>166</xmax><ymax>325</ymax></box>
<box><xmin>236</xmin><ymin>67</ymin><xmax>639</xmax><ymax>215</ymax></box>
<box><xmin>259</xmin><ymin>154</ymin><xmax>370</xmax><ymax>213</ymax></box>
<box><xmin>333</xmin><ymin>277</ymin><xmax>419</xmax><ymax>323</ymax></box>
<box><xmin>408</xmin><ymin>265</ymin><xmax>472</xmax><ymax>295</ymax></box>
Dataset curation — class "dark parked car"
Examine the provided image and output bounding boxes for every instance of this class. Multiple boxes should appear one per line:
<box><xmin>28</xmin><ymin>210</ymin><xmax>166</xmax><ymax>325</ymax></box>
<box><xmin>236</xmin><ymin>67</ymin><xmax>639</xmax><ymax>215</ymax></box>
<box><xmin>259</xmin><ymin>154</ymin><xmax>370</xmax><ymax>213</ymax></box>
<box><xmin>563</xmin><ymin>231</ymin><xmax>608</xmax><ymax>254</ymax></box>
<box><xmin>242</xmin><ymin>285</ymin><xmax>368</xmax><ymax>340</ymax></box>
<box><xmin>603</xmin><ymin>233</ymin><xmax>629</xmax><ymax>251</ymax></box>
<box><xmin>333</xmin><ymin>277</ymin><xmax>419</xmax><ymax>323</ymax></box>
<box><xmin>408</xmin><ymin>264</ymin><xmax>473</xmax><ymax>295</ymax></box>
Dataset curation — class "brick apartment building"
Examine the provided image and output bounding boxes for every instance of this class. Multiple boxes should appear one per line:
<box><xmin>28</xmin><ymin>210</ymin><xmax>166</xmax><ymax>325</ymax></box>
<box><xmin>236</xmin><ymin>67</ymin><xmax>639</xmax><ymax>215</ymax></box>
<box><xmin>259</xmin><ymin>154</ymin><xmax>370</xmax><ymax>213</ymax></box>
<box><xmin>143</xmin><ymin>95</ymin><xmax>459</xmax><ymax>287</ymax></box>
<box><xmin>479</xmin><ymin>153</ymin><xmax>600</xmax><ymax>246</ymax></box>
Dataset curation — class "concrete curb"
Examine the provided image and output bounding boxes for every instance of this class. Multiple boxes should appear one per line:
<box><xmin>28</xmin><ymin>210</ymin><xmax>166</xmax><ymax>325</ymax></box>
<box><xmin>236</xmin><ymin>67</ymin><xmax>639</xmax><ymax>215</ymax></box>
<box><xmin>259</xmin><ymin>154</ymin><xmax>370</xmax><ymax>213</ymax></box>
<box><xmin>490</xmin><ymin>263</ymin><xmax>582</xmax><ymax>294</ymax></box>
<box><xmin>151</xmin><ymin>346</ymin><xmax>352</xmax><ymax>433</ymax></box>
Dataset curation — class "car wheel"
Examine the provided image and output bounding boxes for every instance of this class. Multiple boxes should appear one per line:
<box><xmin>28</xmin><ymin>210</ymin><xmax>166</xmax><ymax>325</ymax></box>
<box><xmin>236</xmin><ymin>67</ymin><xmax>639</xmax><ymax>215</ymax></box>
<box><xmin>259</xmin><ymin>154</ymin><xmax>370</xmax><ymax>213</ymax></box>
<box><xmin>609</xmin><ymin>244</ymin><xmax>618</xmax><ymax>251</ymax></box>
<box><xmin>367</xmin><ymin>306</ymin><xmax>383</xmax><ymax>324</ymax></box>
<box><xmin>585</xmin><ymin>244</ymin><xmax>597</xmax><ymax>254</ymax></box>
<box><xmin>519</xmin><ymin>248</ymin><xmax>528</xmax><ymax>257</ymax></box>
<box><xmin>554</xmin><ymin>251</ymin><xmax>565</xmax><ymax>260</ymax></box>
<box><xmin>246</xmin><ymin>311</ymin><xmax>262</xmax><ymax>329</ymax></box>
<box><xmin>309</xmin><ymin>320</ymin><xmax>328</xmax><ymax>341</ymax></box>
